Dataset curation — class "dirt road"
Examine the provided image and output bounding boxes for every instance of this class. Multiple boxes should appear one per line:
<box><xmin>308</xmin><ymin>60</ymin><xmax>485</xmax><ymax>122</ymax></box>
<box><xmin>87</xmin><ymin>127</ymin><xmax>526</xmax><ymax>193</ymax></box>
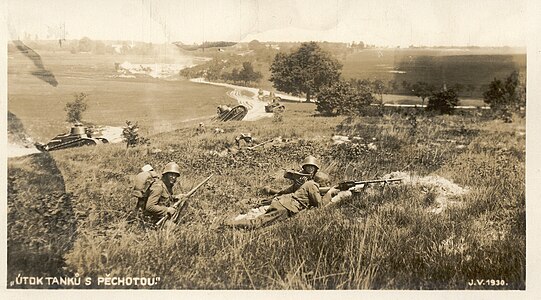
<box><xmin>190</xmin><ymin>78</ymin><xmax>293</xmax><ymax>121</ymax></box>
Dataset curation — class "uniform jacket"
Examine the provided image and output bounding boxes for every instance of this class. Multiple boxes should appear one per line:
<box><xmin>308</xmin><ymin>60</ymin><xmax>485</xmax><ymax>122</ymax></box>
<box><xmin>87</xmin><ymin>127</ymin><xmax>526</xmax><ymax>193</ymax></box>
<box><xmin>278</xmin><ymin>180</ymin><xmax>321</xmax><ymax>213</ymax></box>
<box><xmin>145</xmin><ymin>179</ymin><xmax>175</xmax><ymax>217</ymax></box>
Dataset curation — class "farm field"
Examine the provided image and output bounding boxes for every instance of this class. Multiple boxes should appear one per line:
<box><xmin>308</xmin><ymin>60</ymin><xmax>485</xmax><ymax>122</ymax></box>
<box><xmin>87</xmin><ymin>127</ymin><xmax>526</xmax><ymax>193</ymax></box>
<box><xmin>8</xmin><ymin>47</ymin><xmax>233</xmax><ymax>141</ymax></box>
<box><xmin>6</xmin><ymin>42</ymin><xmax>526</xmax><ymax>290</ymax></box>
<box><xmin>340</xmin><ymin>48</ymin><xmax>526</xmax><ymax>98</ymax></box>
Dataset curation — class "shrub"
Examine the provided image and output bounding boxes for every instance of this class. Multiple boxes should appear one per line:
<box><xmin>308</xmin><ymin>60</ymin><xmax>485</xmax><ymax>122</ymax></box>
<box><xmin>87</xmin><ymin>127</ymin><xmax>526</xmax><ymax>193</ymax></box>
<box><xmin>122</xmin><ymin>121</ymin><xmax>149</xmax><ymax>148</ymax></box>
<box><xmin>64</xmin><ymin>92</ymin><xmax>88</xmax><ymax>123</ymax></box>
<box><xmin>316</xmin><ymin>80</ymin><xmax>374</xmax><ymax>116</ymax></box>
<box><xmin>426</xmin><ymin>89</ymin><xmax>459</xmax><ymax>115</ymax></box>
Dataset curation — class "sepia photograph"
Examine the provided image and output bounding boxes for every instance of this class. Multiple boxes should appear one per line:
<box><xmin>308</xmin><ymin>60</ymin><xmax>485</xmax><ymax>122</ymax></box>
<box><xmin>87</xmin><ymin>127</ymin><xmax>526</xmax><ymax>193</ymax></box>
<box><xmin>2</xmin><ymin>0</ymin><xmax>537</xmax><ymax>297</ymax></box>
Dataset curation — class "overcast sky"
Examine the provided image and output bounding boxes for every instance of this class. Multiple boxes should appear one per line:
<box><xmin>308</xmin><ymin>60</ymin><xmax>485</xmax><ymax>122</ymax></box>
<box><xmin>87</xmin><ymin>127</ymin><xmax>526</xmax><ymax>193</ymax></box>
<box><xmin>7</xmin><ymin>0</ymin><xmax>527</xmax><ymax>47</ymax></box>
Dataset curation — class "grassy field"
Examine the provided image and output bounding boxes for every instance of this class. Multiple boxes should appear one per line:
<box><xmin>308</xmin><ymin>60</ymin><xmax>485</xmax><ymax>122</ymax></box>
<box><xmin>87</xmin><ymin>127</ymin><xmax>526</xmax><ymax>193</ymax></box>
<box><xmin>7</xmin><ymin>44</ymin><xmax>526</xmax><ymax>290</ymax></box>
<box><xmin>7</xmin><ymin>106</ymin><xmax>525</xmax><ymax>289</ymax></box>
<box><xmin>8</xmin><ymin>48</ymin><xmax>235</xmax><ymax>141</ymax></box>
<box><xmin>340</xmin><ymin>48</ymin><xmax>526</xmax><ymax>98</ymax></box>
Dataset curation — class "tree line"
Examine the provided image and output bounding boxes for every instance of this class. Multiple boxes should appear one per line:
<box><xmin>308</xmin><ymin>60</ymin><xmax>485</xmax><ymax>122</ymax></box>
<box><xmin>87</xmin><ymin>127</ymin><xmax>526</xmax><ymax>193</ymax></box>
<box><xmin>268</xmin><ymin>42</ymin><xmax>525</xmax><ymax>119</ymax></box>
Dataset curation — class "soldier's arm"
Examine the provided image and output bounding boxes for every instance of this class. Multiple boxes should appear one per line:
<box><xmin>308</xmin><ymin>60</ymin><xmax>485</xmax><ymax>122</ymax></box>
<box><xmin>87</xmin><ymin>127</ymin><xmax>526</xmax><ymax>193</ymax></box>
<box><xmin>321</xmin><ymin>187</ymin><xmax>341</xmax><ymax>206</ymax></box>
<box><xmin>276</xmin><ymin>183</ymin><xmax>299</xmax><ymax>195</ymax></box>
<box><xmin>306</xmin><ymin>182</ymin><xmax>323</xmax><ymax>207</ymax></box>
<box><xmin>145</xmin><ymin>184</ymin><xmax>169</xmax><ymax>217</ymax></box>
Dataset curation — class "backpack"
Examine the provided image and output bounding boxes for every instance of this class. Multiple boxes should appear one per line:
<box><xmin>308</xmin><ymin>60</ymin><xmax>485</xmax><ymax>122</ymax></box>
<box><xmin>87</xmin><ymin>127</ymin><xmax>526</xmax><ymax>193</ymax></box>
<box><xmin>132</xmin><ymin>165</ymin><xmax>160</xmax><ymax>211</ymax></box>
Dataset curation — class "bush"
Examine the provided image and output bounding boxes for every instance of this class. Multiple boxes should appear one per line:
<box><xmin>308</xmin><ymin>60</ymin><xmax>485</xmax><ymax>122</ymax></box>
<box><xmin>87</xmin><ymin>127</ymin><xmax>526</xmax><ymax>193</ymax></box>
<box><xmin>122</xmin><ymin>121</ymin><xmax>149</xmax><ymax>148</ymax></box>
<box><xmin>316</xmin><ymin>80</ymin><xmax>374</xmax><ymax>116</ymax></box>
<box><xmin>426</xmin><ymin>89</ymin><xmax>459</xmax><ymax>115</ymax></box>
<box><xmin>483</xmin><ymin>71</ymin><xmax>526</xmax><ymax>122</ymax></box>
<box><xmin>64</xmin><ymin>92</ymin><xmax>88</xmax><ymax>123</ymax></box>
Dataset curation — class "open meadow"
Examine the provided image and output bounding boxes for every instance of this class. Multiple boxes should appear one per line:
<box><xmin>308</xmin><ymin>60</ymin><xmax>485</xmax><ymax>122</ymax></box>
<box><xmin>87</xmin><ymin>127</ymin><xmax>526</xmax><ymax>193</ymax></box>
<box><xmin>7</xmin><ymin>44</ymin><xmax>526</xmax><ymax>290</ymax></box>
<box><xmin>8</xmin><ymin>46</ymin><xmax>234</xmax><ymax>141</ymax></box>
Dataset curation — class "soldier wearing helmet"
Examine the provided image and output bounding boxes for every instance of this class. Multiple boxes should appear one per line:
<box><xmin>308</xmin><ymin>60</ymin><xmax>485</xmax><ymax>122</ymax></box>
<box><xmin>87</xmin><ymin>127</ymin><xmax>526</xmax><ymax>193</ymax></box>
<box><xmin>301</xmin><ymin>155</ymin><xmax>319</xmax><ymax>177</ymax></box>
<box><xmin>263</xmin><ymin>155</ymin><xmax>329</xmax><ymax>196</ymax></box>
<box><xmin>144</xmin><ymin>162</ymin><xmax>183</xmax><ymax>222</ymax></box>
<box><xmin>226</xmin><ymin>160</ymin><xmax>334</xmax><ymax>229</ymax></box>
<box><xmin>235</xmin><ymin>132</ymin><xmax>254</xmax><ymax>148</ymax></box>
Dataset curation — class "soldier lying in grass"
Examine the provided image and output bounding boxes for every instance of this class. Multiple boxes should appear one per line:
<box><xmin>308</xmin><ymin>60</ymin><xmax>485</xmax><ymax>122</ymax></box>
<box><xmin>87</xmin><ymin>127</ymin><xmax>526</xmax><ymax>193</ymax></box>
<box><xmin>225</xmin><ymin>171</ymin><xmax>341</xmax><ymax>229</ymax></box>
<box><xmin>262</xmin><ymin>155</ymin><xmax>329</xmax><ymax>196</ymax></box>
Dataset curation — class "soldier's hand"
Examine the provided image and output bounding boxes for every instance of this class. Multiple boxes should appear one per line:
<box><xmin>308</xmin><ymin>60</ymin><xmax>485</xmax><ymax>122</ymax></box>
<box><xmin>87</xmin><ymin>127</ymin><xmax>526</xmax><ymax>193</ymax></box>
<box><xmin>327</xmin><ymin>187</ymin><xmax>341</xmax><ymax>196</ymax></box>
<box><xmin>174</xmin><ymin>193</ymin><xmax>187</xmax><ymax>200</ymax></box>
<box><xmin>262</xmin><ymin>186</ymin><xmax>279</xmax><ymax>195</ymax></box>
<box><xmin>166</xmin><ymin>207</ymin><xmax>176</xmax><ymax>216</ymax></box>
<box><xmin>348</xmin><ymin>184</ymin><xmax>365</xmax><ymax>193</ymax></box>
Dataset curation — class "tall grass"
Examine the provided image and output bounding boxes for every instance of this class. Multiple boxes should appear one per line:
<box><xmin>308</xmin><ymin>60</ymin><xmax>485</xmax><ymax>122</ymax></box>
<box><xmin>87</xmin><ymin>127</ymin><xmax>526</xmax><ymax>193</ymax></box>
<box><xmin>8</xmin><ymin>109</ymin><xmax>525</xmax><ymax>289</ymax></box>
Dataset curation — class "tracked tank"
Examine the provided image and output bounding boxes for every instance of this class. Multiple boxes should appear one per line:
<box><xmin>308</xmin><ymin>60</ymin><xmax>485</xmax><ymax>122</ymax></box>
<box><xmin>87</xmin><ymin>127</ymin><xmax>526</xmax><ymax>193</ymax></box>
<box><xmin>214</xmin><ymin>105</ymin><xmax>248</xmax><ymax>122</ymax></box>
<box><xmin>35</xmin><ymin>123</ymin><xmax>108</xmax><ymax>151</ymax></box>
<box><xmin>265</xmin><ymin>102</ymin><xmax>285</xmax><ymax>113</ymax></box>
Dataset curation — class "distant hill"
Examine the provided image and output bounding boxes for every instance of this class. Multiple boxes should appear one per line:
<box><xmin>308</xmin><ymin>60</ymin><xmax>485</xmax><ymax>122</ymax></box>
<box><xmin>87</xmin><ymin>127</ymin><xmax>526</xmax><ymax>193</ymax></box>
<box><xmin>173</xmin><ymin>41</ymin><xmax>237</xmax><ymax>51</ymax></box>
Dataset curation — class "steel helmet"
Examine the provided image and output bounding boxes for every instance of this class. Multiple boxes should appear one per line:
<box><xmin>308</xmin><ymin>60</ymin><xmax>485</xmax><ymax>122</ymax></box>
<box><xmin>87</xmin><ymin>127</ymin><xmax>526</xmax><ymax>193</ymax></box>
<box><xmin>162</xmin><ymin>162</ymin><xmax>181</xmax><ymax>176</ymax></box>
<box><xmin>301</xmin><ymin>155</ymin><xmax>320</xmax><ymax>170</ymax></box>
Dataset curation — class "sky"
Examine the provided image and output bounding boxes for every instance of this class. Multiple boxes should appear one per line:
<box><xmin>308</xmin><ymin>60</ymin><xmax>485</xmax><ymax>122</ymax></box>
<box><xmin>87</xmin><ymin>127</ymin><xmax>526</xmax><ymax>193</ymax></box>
<box><xmin>7</xmin><ymin>0</ymin><xmax>527</xmax><ymax>47</ymax></box>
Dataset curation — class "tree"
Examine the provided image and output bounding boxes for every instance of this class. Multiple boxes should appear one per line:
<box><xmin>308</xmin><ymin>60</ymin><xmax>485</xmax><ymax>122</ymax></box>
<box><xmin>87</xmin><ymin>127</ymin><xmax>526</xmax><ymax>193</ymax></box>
<box><xmin>388</xmin><ymin>80</ymin><xmax>399</xmax><ymax>93</ymax></box>
<box><xmin>238</xmin><ymin>62</ymin><xmax>262</xmax><ymax>85</ymax></box>
<box><xmin>402</xmin><ymin>80</ymin><xmax>411</xmax><ymax>94</ymax></box>
<box><xmin>122</xmin><ymin>121</ymin><xmax>149</xmax><ymax>148</ymax></box>
<box><xmin>78</xmin><ymin>37</ymin><xmax>93</xmax><ymax>53</ymax></box>
<box><xmin>93</xmin><ymin>41</ymin><xmax>106</xmax><ymax>55</ymax></box>
<box><xmin>483</xmin><ymin>71</ymin><xmax>526</xmax><ymax>112</ymax></box>
<box><xmin>64</xmin><ymin>93</ymin><xmax>88</xmax><ymax>123</ymax></box>
<box><xmin>426</xmin><ymin>89</ymin><xmax>459</xmax><ymax>114</ymax></box>
<box><xmin>270</xmin><ymin>42</ymin><xmax>342</xmax><ymax>102</ymax></box>
<box><xmin>411</xmin><ymin>81</ymin><xmax>435</xmax><ymax>106</ymax></box>
<box><xmin>372</xmin><ymin>79</ymin><xmax>385</xmax><ymax>105</ymax></box>
<box><xmin>248</xmin><ymin>39</ymin><xmax>264</xmax><ymax>51</ymax></box>
<box><xmin>316</xmin><ymin>80</ymin><xmax>374</xmax><ymax>115</ymax></box>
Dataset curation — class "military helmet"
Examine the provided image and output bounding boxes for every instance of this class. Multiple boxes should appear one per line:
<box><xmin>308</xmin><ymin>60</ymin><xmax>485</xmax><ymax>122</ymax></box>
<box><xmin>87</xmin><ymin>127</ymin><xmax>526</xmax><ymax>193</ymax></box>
<box><xmin>162</xmin><ymin>162</ymin><xmax>181</xmax><ymax>176</ymax></box>
<box><xmin>313</xmin><ymin>171</ymin><xmax>330</xmax><ymax>185</ymax></box>
<box><xmin>301</xmin><ymin>155</ymin><xmax>320</xmax><ymax>170</ymax></box>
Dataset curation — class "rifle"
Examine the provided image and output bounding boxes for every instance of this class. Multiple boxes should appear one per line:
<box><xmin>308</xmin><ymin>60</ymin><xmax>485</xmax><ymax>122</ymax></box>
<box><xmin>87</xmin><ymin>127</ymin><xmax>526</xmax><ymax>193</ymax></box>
<box><xmin>319</xmin><ymin>178</ymin><xmax>404</xmax><ymax>194</ymax></box>
<box><xmin>247</xmin><ymin>139</ymin><xmax>273</xmax><ymax>150</ymax></box>
<box><xmin>156</xmin><ymin>174</ymin><xmax>214</xmax><ymax>228</ymax></box>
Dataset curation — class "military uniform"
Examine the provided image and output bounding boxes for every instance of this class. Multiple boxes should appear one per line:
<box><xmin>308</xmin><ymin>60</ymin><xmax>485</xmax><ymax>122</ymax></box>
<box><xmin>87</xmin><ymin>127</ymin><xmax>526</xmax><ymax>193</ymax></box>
<box><xmin>144</xmin><ymin>177</ymin><xmax>177</xmax><ymax>222</ymax></box>
<box><xmin>228</xmin><ymin>179</ymin><xmax>329</xmax><ymax>228</ymax></box>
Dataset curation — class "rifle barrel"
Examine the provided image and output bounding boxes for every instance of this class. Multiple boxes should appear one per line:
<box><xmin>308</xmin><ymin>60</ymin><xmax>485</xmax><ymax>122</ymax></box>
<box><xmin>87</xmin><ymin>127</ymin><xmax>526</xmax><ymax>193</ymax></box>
<box><xmin>357</xmin><ymin>178</ymin><xmax>403</xmax><ymax>184</ymax></box>
<box><xmin>156</xmin><ymin>174</ymin><xmax>213</xmax><ymax>227</ymax></box>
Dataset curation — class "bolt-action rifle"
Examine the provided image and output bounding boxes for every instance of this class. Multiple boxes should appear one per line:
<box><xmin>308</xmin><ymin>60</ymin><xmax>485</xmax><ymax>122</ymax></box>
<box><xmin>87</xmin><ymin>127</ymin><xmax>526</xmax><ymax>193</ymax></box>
<box><xmin>247</xmin><ymin>139</ymin><xmax>274</xmax><ymax>150</ymax></box>
<box><xmin>156</xmin><ymin>174</ymin><xmax>214</xmax><ymax>228</ymax></box>
<box><xmin>319</xmin><ymin>178</ymin><xmax>404</xmax><ymax>194</ymax></box>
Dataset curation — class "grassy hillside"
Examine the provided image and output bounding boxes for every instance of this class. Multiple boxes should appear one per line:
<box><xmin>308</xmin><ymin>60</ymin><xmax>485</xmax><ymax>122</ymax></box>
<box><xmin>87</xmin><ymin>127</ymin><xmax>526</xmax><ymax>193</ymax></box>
<box><xmin>7</xmin><ymin>153</ymin><xmax>77</xmax><ymax>288</ymax></box>
<box><xmin>8</xmin><ymin>106</ymin><xmax>525</xmax><ymax>289</ymax></box>
<box><xmin>7</xmin><ymin>43</ymin><xmax>526</xmax><ymax>289</ymax></box>
<box><xmin>8</xmin><ymin>48</ymin><xmax>232</xmax><ymax>141</ymax></box>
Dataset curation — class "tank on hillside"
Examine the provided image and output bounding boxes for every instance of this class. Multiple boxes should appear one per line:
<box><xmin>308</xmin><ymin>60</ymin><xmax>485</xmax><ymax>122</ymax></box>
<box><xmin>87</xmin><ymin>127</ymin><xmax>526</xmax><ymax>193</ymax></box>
<box><xmin>35</xmin><ymin>123</ymin><xmax>108</xmax><ymax>151</ymax></box>
<box><xmin>214</xmin><ymin>105</ymin><xmax>248</xmax><ymax>122</ymax></box>
<box><xmin>260</xmin><ymin>91</ymin><xmax>285</xmax><ymax>113</ymax></box>
<box><xmin>265</xmin><ymin>102</ymin><xmax>285</xmax><ymax>113</ymax></box>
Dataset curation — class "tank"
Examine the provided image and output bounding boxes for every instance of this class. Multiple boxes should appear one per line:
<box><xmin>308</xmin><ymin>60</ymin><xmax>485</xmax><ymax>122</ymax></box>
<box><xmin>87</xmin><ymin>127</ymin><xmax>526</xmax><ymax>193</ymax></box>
<box><xmin>265</xmin><ymin>102</ymin><xmax>285</xmax><ymax>113</ymax></box>
<box><xmin>35</xmin><ymin>123</ymin><xmax>108</xmax><ymax>151</ymax></box>
<box><xmin>214</xmin><ymin>105</ymin><xmax>248</xmax><ymax>122</ymax></box>
<box><xmin>260</xmin><ymin>91</ymin><xmax>285</xmax><ymax>113</ymax></box>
